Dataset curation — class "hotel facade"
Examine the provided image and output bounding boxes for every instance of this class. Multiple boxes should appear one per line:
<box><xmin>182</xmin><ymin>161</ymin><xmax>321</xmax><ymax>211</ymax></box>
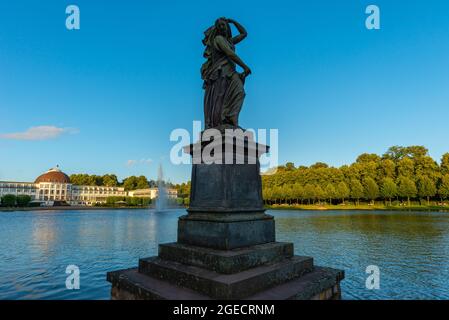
<box><xmin>0</xmin><ymin>167</ymin><xmax>177</xmax><ymax>206</ymax></box>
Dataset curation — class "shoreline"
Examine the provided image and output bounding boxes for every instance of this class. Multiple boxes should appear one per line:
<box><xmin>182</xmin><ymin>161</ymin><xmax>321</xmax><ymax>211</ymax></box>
<box><xmin>2</xmin><ymin>204</ymin><xmax>449</xmax><ymax>213</ymax></box>
<box><xmin>265</xmin><ymin>204</ymin><xmax>449</xmax><ymax>212</ymax></box>
<box><xmin>0</xmin><ymin>206</ymin><xmax>186</xmax><ymax>212</ymax></box>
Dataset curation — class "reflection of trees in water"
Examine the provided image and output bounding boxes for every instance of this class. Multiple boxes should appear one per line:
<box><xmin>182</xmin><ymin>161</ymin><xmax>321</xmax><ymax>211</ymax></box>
<box><xmin>277</xmin><ymin>211</ymin><xmax>447</xmax><ymax>238</ymax></box>
<box><xmin>275</xmin><ymin>211</ymin><xmax>449</xmax><ymax>299</ymax></box>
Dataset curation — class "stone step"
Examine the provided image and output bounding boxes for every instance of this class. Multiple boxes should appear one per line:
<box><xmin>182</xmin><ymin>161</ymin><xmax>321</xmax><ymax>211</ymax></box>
<box><xmin>245</xmin><ymin>266</ymin><xmax>345</xmax><ymax>300</ymax></box>
<box><xmin>107</xmin><ymin>268</ymin><xmax>211</xmax><ymax>300</ymax></box>
<box><xmin>106</xmin><ymin>266</ymin><xmax>343</xmax><ymax>300</ymax></box>
<box><xmin>138</xmin><ymin>255</ymin><xmax>314</xmax><ymax>299</ymax></box>
<box><xmin>158</xmin><ymin>242</ymin><xmax>294</xmax><ymax>274</ymax></box>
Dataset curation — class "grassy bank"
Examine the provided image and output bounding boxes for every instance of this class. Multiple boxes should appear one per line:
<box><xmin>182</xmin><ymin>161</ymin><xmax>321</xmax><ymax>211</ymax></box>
<box><xmin>265</xmin><ymin>203</ymin><xmax>449</xmax><ymax>212</ymax></box>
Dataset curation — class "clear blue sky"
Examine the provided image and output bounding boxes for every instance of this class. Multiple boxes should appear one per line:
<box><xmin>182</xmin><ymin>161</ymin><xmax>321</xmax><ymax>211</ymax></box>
<box><xmin>1</xmin><ymin>0</ymin><xmax>449</xmax><ymax>183</ymax></box>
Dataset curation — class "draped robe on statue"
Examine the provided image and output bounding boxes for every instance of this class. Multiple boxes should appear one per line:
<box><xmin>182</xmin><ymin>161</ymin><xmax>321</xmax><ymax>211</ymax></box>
<box><xmin>201</xmin><ymin>35</ymin><xmax>246</xmax><ymax>129</ymax></box>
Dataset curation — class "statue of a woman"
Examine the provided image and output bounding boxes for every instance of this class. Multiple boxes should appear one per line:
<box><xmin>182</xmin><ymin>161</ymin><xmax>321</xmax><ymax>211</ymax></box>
<box><xmin>201</xmin><ymin>18</ymin><xmax>251</xmax><ymax>129</ymax></box>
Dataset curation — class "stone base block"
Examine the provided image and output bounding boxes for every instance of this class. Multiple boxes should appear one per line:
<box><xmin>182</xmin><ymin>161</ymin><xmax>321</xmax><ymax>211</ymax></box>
<box><xmin>178</xmin><ymin>213</ymin><xmax>275</xmax><ymax>250</ymax></box>
<box><xmin>107</xmin><ymin>266</ymin><xmax>343</xmax><ymax>300</ymax></box>
<box><xmin>138</xmin><ymin>255</ymin><xmax>313</xmax><ymax>299</ymax></box>
<box><xmin>159</xmin><ymin>242</ymin><xmax>293</xmax><ymax>274</ymax></box>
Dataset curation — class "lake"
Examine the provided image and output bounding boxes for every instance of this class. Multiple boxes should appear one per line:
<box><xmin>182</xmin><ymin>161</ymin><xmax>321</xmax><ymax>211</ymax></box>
<box><xmin>0</xmin><ymin>209</ymin><xmax>448</xmax><ymax>300</ymax></box>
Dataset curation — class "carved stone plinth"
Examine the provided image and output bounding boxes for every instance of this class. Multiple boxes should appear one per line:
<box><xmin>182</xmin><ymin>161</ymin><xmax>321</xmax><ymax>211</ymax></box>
<box><xmin>107</xmin><ymin>132</ymin><xmax>344</xmax><ymax>299</ymax></box>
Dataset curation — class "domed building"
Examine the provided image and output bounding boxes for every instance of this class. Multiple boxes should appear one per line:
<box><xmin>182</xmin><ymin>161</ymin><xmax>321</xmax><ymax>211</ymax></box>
<box><xmin>35</xmin><ymin>167</ymin><xmax>71</xmax><ymax>184</ymax></box>
<box><xmin>0</xmin><ymin>166</ymin><xmax>126</xmax><ymax>206</ymax></box>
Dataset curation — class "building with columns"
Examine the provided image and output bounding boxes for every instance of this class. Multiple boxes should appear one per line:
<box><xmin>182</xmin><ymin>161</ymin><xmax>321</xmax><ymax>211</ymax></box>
<box><xmin>0</xmin><ymin>166</ymin><xmax>177</xmax><ymax>206</ymax></box>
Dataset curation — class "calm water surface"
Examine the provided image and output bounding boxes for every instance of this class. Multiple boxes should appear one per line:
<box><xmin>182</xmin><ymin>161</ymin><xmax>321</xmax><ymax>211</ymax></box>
<box><xmin>0</xmin><ymin>209</ymin><xmax>448</xmax><ymax>300</ymax></box>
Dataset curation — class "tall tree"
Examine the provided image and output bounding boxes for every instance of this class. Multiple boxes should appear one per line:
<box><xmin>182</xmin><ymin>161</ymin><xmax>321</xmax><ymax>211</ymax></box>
<box><xmin>363</xmin><ymin>177</ymin><xmax>379</xmax><ymax>205</ymax></box>
<box><xmin>293</xmin><ymin>183</ymin><xmax>304</xmax><ymax>204</ymax></box>
<box><xmin>397</xmin><ymin>157</ymin><xmax>415</xmax><ymax>179</ymax></box>
<box><xmin>441</xmin><ymin>153</ymin><xmax>449</xmax><ymax>176</ymax></box>
<box><xmin>397</xmin><ymin>176</ymin><xmax>417</xmax><ymax>206</ymax></box>
<box><xmin>350</xmin><ymin>179</ymin><xmax>364</xmax><ymax>206</ymax></box>
<box><xmin>103</xmin><ymin>174</ymin><xmax>118</xmax><ymax>187</ymax></box>
<box><xmin>325</xmin><ymin>183</ymin><xmax>336</xmax><ymax>205</ymax></box>
<box><xmin>380</xmin><ymin>178</ymin><xmax>397</xmax><ymax>206</ymax></box>
<box><xmin>315</xmin><ymin>185</ymin><xmax>325</xmax><ymax>204</ymax></box>
<box><xmin>438</xmin><ymin>174</ymin><xmax>449</xmax><ymax>201</ymax></box>
<box><xmin>304</xmin><ymin>184</ymin><xmax>316</xmax><ymax>204</ymax></box>
<box><xmin>123</xmin><ymin>176</ymin><xmax>138</xmax><ymax>191</ymax></box>
<box><xmin>417</xmin><ymin>175</ymin><xmax>436</xmax><ymax>205</ymax></box>
<box><xmin>336</xmin><ymin>182</ymin><xmax>350</xmax><ymax>205</ymax></box>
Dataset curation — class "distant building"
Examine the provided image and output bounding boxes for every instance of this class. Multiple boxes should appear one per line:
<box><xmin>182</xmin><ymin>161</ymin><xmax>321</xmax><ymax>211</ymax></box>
<box><xmin>127</xmin><ymin>188</ymin><xmax>178</xmax><ymax>199</ymax></box>
<box><xmin>0</xmin><ymin>166</ymin><xmax>177</xmax><ymax>206</ymax></box>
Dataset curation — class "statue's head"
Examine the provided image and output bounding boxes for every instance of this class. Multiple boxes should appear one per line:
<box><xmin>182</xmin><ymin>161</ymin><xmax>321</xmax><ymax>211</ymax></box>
<box><xmin>214</xmin><ymin>18</ymin><xmax>232</xmax><ymax>39</ymax></box>
<box><xmin>202</xmin><ymin>17</ymin><xmax>232</xmax><ymax>53</ymax></box>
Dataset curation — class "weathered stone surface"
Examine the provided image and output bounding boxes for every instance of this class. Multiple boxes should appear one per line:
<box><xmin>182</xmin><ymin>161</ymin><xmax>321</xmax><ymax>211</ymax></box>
<box><xmin>189</xmin><ymin>163</ymin><xmax>265</xmax><ymax>212</ymax></box>
<box><xmin>178</xmin><ymin>213</ymin><xmax>275</xmax><ymax>250</ymax></box>
<box><xmin>246</xmin><ymin>266</ymin><xmax>345</xmax><ymax>300</ymax></box>
<box><xmin>138</xmin><ymin>255</ymin><xmax>313</xmax><ymax>299</ymax></box>
<box><xmin>107</xmin><ymin>268</ymin><xmax>210</xmax><ymax>300</ymax></box>
<box><xmin>107</xmin><ymin>265</ymin><xmax>343</xmax><ymax>300</ymax></box>
<box><xmin>159</xmin><ymin>242</ymin><xmax>293</xmax><ymax>274</ymax></box>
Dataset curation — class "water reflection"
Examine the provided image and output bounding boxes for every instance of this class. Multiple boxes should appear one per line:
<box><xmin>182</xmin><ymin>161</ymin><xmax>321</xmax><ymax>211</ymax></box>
<box><xmin>0</xmin><ymin>209</ymin><xmax>448</xmax><ymax>300</ymax></box>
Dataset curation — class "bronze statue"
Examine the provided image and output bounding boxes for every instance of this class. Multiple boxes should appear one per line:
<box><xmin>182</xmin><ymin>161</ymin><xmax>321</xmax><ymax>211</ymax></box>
<box><xmin>201</xmin><ymin>18</ymin><xmax>251</xmax><ymax>129</ymax></box>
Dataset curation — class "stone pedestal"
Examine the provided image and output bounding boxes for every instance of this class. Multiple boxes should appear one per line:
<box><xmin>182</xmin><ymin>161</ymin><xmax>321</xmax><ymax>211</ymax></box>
<box><xmin>107</xmin><ymin>130</ymin><xmax>344</xmax><ymax>299</ymax></box>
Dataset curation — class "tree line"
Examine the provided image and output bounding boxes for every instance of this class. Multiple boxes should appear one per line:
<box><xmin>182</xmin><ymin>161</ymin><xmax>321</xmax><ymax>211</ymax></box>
<box><xmin>261</xmin><ymin>146</ymin><xmax>449</xmax><ymax>206</ymax></box>
<box><xmin>70</xmin><ymin>174</ymin><xmax>176</xmax><ymax>191</ymax></box>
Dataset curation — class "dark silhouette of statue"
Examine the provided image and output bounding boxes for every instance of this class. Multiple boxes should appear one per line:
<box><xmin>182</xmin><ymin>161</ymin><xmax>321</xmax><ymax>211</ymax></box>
<box><xmin>201</xmin><ymin>18</ymin><xmax>251</xmax><ymax>129</ymax></box>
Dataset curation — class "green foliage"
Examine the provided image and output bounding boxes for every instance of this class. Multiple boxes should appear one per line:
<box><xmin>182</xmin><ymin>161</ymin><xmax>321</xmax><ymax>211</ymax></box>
<box><xmin>350</xmin><ymin>179</ymin><xmax>364</xmax><ymax>205</ymax></box>
<box><xmin>397</xmin><ymin>176</ymin><xmax>417</xmax><ymax>206</ymax></box>
<box><xmin>261</xmin><ymin>145</ymin><xmax>447</xmax><ymax>206</ymax></box>
<box><xmin>16</xmin><ymin>195</ymin><xmax>32</xmax><ymax>207</ymax></box>
<box><xmin>441</xmin><ymin>154</ymin><xmax>449</xmax><ymax>176</ymax></box>
<box><xmin>336</xmin><ymin>182</ymin><xmax>350</xmax><ymax>204</ymax></box>
<box><xmin>363</xmin><ymin>177</ymin><xmax>379</xmax><ymax>204</ymax></box>
<box><xmin>438</xmin><ymin>175</ymin><xmax>449</xmax><ymax>200</ymax></box>
<box><xmin>1</xmin><ymin>194</ymin><xmax>16</xmax><ymax>207</ymax></box>
<box><xmin>325</xmin><ymin>183</ymin><xmax>336</xmax><ymax>204</ymax></box>
<box><xmin>380</xmin><ymin>178</ymin><xmax>397</xmax><ymax>204</ymax></box>
<box><xmin>417</xmin><ymin>175</ymin><xmax>436</xmax><ymax>205</ymax></box>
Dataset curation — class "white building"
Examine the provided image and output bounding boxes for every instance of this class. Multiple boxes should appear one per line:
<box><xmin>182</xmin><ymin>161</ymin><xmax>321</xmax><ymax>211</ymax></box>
<box><xmin>0</xmin><ymin>166</ymin><xmax>176</xmax><ymax>206</ymax></box>
<box><xmin>127</xmin><ymin>188</ymin><xmax>178</xmax><ymax>199</ymax></box>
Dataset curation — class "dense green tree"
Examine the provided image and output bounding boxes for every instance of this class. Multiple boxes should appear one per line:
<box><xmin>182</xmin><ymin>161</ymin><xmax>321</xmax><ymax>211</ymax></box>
<box><xmin>123</xmin><ymin>176</ymin><xmax>138</xmax><ymax>191</ymax></box>
<box><xmin>438</xmin><ymin>174</ymin><xmax>449</xmax><ymax>201</ymax></box>
<box><xmin>356</xmin><ymin>153</ymin><xmax>381</xmax><ymax>163</ymax></box>
<box><xmin>103</xmin><ymin>174</ymin><xmax>118</xmax><ymax>187</ymax></box>
<box><xmin>283</xmin><ymin>184</ymin><xmax>294</xmax><ymax>204</ymax></box>
<box><xmin>304</xmin><ymin>184</ymin><xmax>316</xmax><ymax>204</ymax></box>
<box><xmin>397</xmin><ymin>176</ymin><xmax>417</xmax><ymax>206</ymax></box>
<box><xmin>379</xmin><ymin>159</ymin><xmax>396</xmax><ymax>180</ymax></box>
<box><xmin>349</xmin><ymin>179</ymin><xmax>364</xmax><ymax>205</ymax></box>
<box><xmin>417</xmin><ymin>175</ymin><xmax>436</xmax><ymax>205</ymax></box>
<box><xmin>397</xmin><ymin>157</ymin><xmax>415</xmax><ymax>179</ymax></box>
<box><xmin>1</xmin><ymin>194</ymin><xmax>16</xmax><ymax>207</ymax></box>
<box><xmin>380</xmin><ymin>178</ymin><xmax>397</xmax><ymax>206</ymax></box>
<box><xmin>363</xmin><ymin>177</ymin><xmax>379</xmax><ymax>205</ymax></box>
<box><xmin>441</xmin><ymin>153</ymin><xmax>449</xmax><ymax>176</ymax></box>
<box><xmin>136</xmin><ymin>176</ymin><xmax>150</xmax><ymax>189</ymax></box>
<box><xmin>325</xmin><ymin>183</ymin><xmax>336</xmax><ymax>205</ymax></box>
<box><xmin>384</xmin><ymin>146</ymin><xmax>428</xmax><ymax>160</ymax></box>
<box><xmin>16</xmin><ymin>195</ymin><xmax>32</xmax><ymax>207</ymax></box>
<box><xmin>293</xmin><ymin>183</ymin><xmax>304</xmax><ymax>204</ymax></box>
<box><xmin>315</xmin><ymin>185</ymin><xmax>325</xmax><ymax>204</ymax></box>
<box><xmin>336</xmin><ymin>182</ymin><xmax>350</xmax><ymax>204</ymax></box>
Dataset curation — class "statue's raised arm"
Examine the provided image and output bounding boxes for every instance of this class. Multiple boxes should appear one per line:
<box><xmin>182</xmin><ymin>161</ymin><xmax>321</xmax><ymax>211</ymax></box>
<box><xmin>227</xmin><ymin>18</ymin><xmax>247</xmax><ymax>45</ymax></box>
